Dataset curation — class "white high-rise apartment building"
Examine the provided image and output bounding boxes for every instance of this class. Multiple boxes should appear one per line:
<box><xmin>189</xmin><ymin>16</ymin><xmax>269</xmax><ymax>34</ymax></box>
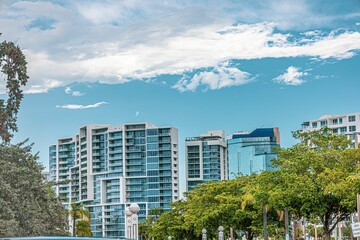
<box><xmin>301</xmin><ymin>112</ymin><xmax>360</xmax><ymax>148</ymax></box>
<box><xmin>49</xmin><ymin>123</ymin><xmax>179</xmax><ymax>238</ymax></box>
<box><xmin>185</xmin><ymin>130</ymin><xmax>228</xmax><ymax>191</ymax></box>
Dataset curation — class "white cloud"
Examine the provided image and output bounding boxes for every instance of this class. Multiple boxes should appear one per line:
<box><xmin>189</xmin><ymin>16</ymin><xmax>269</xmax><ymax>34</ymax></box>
<box><xmin>72</xmin><ymin>91</ymin><xmax>84</xmax><ymax>97</ymax></box>
<box><xmin>65</xmin><ymin>87</ymin><xmax>72</xmax><ymax>94</ymax></box>
<box><xmin>173</xmin><ymin>62</ymin><xmax>252</xmax><ymax>92</ymax></box>
<box><xmin>273</xmin><ymin>66</ymin><xmax>308</xmax><ymax>86</ymax></box>
<box><xmin>1</xmin><ymin>1</ymin><xmax>360</xmax><ymax>92</ymax></box>
<box><xmin>24</xmin><ymin>78</ymin><xmax>62</xmax><ymax>94</ymax></box>
<box><xmin>56</xmin><ymin>101</ymin><xmax>108</xmax><ymax>110</ymax></box>
<box><xmin>19</xmin><ymin>23</ymin><xmax>360</xmax><ymax>92</ymax></box>
<box><xmin>135</xmin><ymin>111</ymin><xmax>140</xmax><ymax>117</ymax></box>
<box><xmin>64</xmin><ymin>87</ymin><xmax>85</xmax><ymax>96</ymax></box>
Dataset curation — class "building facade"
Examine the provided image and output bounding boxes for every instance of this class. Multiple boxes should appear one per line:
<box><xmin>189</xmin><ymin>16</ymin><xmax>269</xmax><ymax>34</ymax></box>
<box><xmin>49</xmin><ymin>123</ymin><xmax>179</xmax><ymax>238</ymax></box>
<box><xmin>301</xmin><ymin>112</ymin><xmax>360</xmax><ymax>148</ymax></box>
<box><xmin>185</xmin><ymin>130</ymin><xmax>228</xmax><ymax>191</ymax></box>
<box><xmin>227</xmin><ymin>128</ymin><xmax>280</xmax><ymax>179</ymax></box>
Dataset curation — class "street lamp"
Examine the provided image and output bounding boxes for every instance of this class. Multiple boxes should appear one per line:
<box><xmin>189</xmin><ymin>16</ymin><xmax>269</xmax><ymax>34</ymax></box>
<box><xmin>218</xmin><ymin>226</ymin><xmax>224</xmax><ymax>240</ymax></box>
<box><xmin>202</xmin><ymin>229</ymin><xmax>207</xmax><ymax>240</ymax></box>
<box><xmin>125</xmin><ymin>203</ymin><xmax>140</xmax><ymax>240</ymax></box>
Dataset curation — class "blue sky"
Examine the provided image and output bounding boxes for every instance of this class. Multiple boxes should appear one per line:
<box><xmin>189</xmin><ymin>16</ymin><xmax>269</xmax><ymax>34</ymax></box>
<box><xmin>1</xmin><ymin>0</ymin><xmax>360</xmax><ymax>194</ymax></box>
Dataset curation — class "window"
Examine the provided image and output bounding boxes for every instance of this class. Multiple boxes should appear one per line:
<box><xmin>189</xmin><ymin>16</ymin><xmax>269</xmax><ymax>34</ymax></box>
<box><xmin>349</xmin><ymin>115</ymin><xmax>356</xmax><ymax>122</ymax></box>
<box><xmin>147</xmin><ymin>170</ymin><xmax>159</xmax><ymax>176</ymax></box>
<box><xmin>147</xmin><ymin>151</ymin><xmax>158</xmax><ymax>157</ymax></box>
<box><xmin>312</xmin><ymin>122</ymin><xmax>318</xmax><ymax>128</ymax></box>
<box><xmin>320</xmin><ymin>120</ymin><xmax>327</xmax><ymax>127</ymax></box>
<box><xmin>349</xmin><ymin>126</ymin><xmax>356</xmax><ymax>132</ymax></box>
<box><xmin>147</xmin><ymin>129</ymin><xmax>158</xmax><ymax>136</ymax></box>
<box><xmin>147</xmin><ymin>157</ymin><xmax>159</xmax><ymax>163</ymax></box>
<box><xmin>340</xmin><ymin>127</ymin><xmax>347</xmax><ymax>133</ymax></box>
<box><xmin>332</xmin><ymin>119</ymin><xmax>338</xmax><ymax>125</ymax></box>
<box><xmin>148</xmin><ymin>183</ymin><xmax>159</xmax><ymax>189</ymax></box>
<box><xmin>147</xmin><ymin>136</ymin><xmax>158</xmax><ymax>143</ymax></box>
<box><xmin>147</xmin><ymin>144</ymin><xmax>158</xmax><ymax>150</ymax></box>
<box><xmin>148</xmin><ymin>177</ymin><xmax>159</xmax><ymax>182</ymax></box>
<box><xmin>147</xmin><ymin>164</ymin><xmax>159</xmax><ymax>170</ymax></box>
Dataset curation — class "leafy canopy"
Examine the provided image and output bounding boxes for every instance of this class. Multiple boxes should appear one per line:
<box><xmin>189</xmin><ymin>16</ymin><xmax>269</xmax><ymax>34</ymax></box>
<box><xmin>270</xmin><ymin>128</ymin><xmax>360</xmax><ymax>240</ymax></box>
<box><xmin>0</xmin><ymin>35</ymin><xmax>29</xmax><ymax>143</ymax></box>
<box><xmin>0</xmin><ymin>141</ymin><xmax>68</xmax><ymax>237</ymax></box>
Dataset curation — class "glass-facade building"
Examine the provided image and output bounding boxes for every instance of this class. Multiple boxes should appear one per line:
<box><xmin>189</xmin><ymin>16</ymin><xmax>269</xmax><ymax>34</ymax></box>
<box><xmin>49</xmin><ymin>123</ymin><xmax>179</xmax><ymax>238</ymax></box>
<box><xmin>185</xmin><ymin>130</ymin><xmax>228</xmax><ymax>191</ymax></box>
<box><xmin>227</xmin><ymin>128</ymin><xmax>280</xmax><ymax>179</ymax></box>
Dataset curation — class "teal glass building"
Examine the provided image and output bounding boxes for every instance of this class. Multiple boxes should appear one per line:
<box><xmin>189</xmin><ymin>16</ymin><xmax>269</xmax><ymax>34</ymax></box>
<box><xmin>227</xmin><ymin>128</ymin><xmax>280</xmax><ymax>179</ymax></box>
<box><xmin>49</xmin><ymin>123</ymin><xmax>179</xmax><ymax>238</ymax></box>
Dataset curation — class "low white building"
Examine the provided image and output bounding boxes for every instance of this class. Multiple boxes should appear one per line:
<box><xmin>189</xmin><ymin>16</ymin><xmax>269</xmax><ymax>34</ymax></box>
<box><xmin>301</xmin><ymin>112</ymin><xmax>360</xmax><ymax>148</ymax></box>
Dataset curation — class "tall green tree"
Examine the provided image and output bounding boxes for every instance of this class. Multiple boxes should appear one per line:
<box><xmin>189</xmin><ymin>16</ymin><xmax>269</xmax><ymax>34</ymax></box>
<box><xmin>151</xmin><ymin>178</ymin><xmax>283</xmax><ymax>240</ymax></box>
<box><xmin>236</xmin><ymin>173</ymin><xmax>284</xmax><ymax>240</ymax></box>
<box><xmin>0</xmin><ymin>141</ymin><xmax>68</xmax><ymax>237</ymax></box>
<box><xmin>139</xmin><ymin>217</ymin><xmax>155</xmax><ymax>240</ymax></box>
<box><xmin>76</xmin><ymin>220</ymin><xmax>92</xmax><ymax>237</ymax></box>
<box><xmin>70</xmin><ymin>202</ymin><xmax>91</xmax><ymax>237</ymax></box>
<box><xmin>152</xmin><ymin>200</ymin><xmax>197</xmax><ymax>240</ymax></box>
<box><xmin>270</xmin><ymin>128</ymin><xmax>360</xmax><ymax>240</ymax></box>
<box><xmin>139</xmin><ymin>206</ymin><xmax>164</xmax><ymax>240</ymax></box>
<box><xmin>0</xmin><ymin>36</ymin><xmax>29</xmax><ymax>143</ymax></box>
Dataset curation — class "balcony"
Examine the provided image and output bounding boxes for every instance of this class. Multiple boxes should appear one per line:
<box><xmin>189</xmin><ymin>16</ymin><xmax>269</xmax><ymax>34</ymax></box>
<box><xmin>108</xmin><ymin>159</ymin><xmax>122</xmax><ymax>165</ymax></box>
<box><xmin>126</xmin><ymin>167</ymin><xmax>146</xmax><ymax>172</ymax></box>
<box><xmin>108</xmin><ymin>134</ymin><xmax>122</xmax><ymax>140</ymax></box>
<box><xmin>108</xmin><ymin>155</ymin><xmax>122</xmax><ymax>161</ymax></box>
<box><xmin>93</xmin><ymin>164</ymin><xmax>105</xmax><ymax>169</ymax></box>
<box><xmin>109</xmin><ymin>149</ymin><xmax>122</xmax><ymax>154</ymax></box>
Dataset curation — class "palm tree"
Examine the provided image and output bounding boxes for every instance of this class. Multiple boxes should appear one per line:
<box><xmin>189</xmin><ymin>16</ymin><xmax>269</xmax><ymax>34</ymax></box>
<box><xmin>70</xmin><ymin>202</ymin><xmax>91</xmax><ymax>236</ymax></box>
<box><xmin>138</xmin><ymin>207</ymin><xmax>164</xmax><ymax>240</ymax></box>
<box><xmin>149</xmin><ymin>206</ymin><xmax>163</xmax><ymax>220</ymax></box>
<box><xmin>76</xmin><ymin>220</ymin><xmax>93</xmax><ymax>236</ymax></box>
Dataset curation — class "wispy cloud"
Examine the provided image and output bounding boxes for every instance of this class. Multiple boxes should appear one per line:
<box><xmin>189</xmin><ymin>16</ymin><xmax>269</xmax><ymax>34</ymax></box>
<box><xmin>134</xmin><ymin>111</ymin><xmax>140</xmax><ymax>117</ymax></box>
<box><xmin>24</xmin><ymin>79</ymin><xmax>62</xmax><ymax>94</ymax></box>
<box><xmin>56</xmin><ymin>101</ymin><xmax>108</xmax><ymax>110</ymax></box>
<box><xmin>64</xmin><ymin>87</ymin><xmax>85</xmax><ymax>96</ymax></box>
<box><xmin>173</xmin><ymin>62</ymin><xmax>252</xmax><ymax>92</ymax></box>
<box><xmin>273</xmin><ymin>66</ymin><xmax>308</xmax><ymax>86</ymax></box>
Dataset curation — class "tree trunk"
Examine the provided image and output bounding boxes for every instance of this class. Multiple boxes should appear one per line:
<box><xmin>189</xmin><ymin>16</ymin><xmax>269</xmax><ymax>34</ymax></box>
<box><xmin>246</xmin><ymin>231</ymin><xmax>254</xmax><ymax>240</ymax></box>
<box><xmin>324</xmin><ymin>231</ymin><xmax>331</xmax><ymax>240</ymax></box>
<box><xmin>323</xmin><ymin>219</ymin><xmax>331</xmax><ymax>240</ymax></box>
<box><xmin>72</xmin><ymin>214</ymin><xmax>76</xmax><ymax>236</ymax></box>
